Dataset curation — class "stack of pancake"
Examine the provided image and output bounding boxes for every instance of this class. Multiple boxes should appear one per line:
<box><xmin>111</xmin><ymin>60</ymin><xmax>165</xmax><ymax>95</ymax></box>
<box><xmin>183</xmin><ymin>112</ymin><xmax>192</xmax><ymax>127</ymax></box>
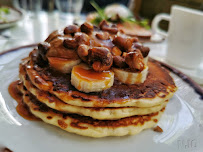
<box><xmin>12</xmin><ymin>21</ymin><xmax>177</xmax><ymax>138</ymax></box>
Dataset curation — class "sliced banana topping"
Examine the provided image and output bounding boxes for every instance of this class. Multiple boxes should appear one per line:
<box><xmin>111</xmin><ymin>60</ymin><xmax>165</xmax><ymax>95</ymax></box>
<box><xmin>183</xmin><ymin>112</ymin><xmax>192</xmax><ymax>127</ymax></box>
<box><xmin>113</xmin><ymin>66</ymin><xmax>148</xmax><ymax>84</ymax></box>
<box><xmin>48</xmin><ymin>57</ymin><xmax>81</xmax><ymax>73</ymax></box>
<box><xmin>71</xmin><ymin>63</ymin><xmax>114</xmax><ymax>93</ymax></box>
<box><xmin>143</xmin><ymin>56</ymin><xmax>149</xmax><ymax>65</ymax></box>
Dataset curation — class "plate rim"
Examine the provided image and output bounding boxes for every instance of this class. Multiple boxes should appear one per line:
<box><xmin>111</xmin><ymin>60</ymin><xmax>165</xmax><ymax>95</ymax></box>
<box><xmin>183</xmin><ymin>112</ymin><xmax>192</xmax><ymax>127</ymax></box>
<box><xmin>0</xmin><ymin>6</ymin><xmax>23</xmax><ymax>24</ymax></box>
<box><xmin>0</xmin><ymin>44</ymin><xmax>202</xmax><ymax>99</ymax></box>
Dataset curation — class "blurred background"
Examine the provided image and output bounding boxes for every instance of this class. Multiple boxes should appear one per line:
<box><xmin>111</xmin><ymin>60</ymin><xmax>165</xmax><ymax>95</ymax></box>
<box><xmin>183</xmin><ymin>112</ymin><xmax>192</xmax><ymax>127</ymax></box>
<box><xmin>0</xmin><ymin>0</ymin><xmax>203</xmax><ymax>52</ymax></box>
<box><xmin>0</xmin><ymin>0</ymin><xmax>203</xmax><ymax>44</ymax></box>
<box><xmin>1</xmin><ymin>0</ymin><xmax>203</xmax><ymax>30</ymax></box>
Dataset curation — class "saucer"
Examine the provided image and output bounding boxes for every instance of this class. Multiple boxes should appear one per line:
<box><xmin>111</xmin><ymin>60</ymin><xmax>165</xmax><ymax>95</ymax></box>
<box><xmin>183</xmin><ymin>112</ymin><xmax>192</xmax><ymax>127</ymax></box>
<box><xmin>151</xmin><ymin>56</ymin><xmax>203</xmax><ymax>85</ymax></box>
<box><xmin>145</xmin><ymin>41</ymin><xmax>203</xmax><ymax>85</ymax></box>
<box><xmin>165</xmin><ymin>60</ymin><xmax>203</xmax><ymax>85</ymax></box>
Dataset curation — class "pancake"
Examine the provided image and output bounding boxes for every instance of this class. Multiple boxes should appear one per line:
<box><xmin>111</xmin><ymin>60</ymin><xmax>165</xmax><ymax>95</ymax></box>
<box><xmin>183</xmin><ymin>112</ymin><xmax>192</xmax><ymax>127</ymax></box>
<box><xmin>19</xmin><ymin>68</ymin><xmax>168</xmax><ymax>120</ymax></box>
<box><xmin>22</xmin><ymin>90</ymin><xmax>165</xmax><ymax>138</ymax></box>
<box><xmin>25</xmin><ymin>51</ymin><xmax>177</xmax><ymax>108</ymax></box>
<box><xmin>9</xmin><ymin>21</ymin><xmax>177</xmax><ymax>138</ymax></box>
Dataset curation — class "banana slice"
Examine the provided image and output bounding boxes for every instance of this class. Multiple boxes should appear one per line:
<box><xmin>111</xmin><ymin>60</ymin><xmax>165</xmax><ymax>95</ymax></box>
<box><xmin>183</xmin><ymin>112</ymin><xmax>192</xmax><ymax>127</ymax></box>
<box><xmin>48</xmin><ymin>57</ymin><xmax>81</xmax><ymax>73</ymax></box>
<box><xmin>144</xmin><ymin>56</ymin><xmax>149</xmax><ymax>65</ymax></box>
<box><xmin>71</xmin><ymin>63</ymin><xmax>114</xmax><ymax>93</ymax></box>
<box><xmin>113</xmin><ymin>66</ymin><xmax>148</xmax><ymax>84</ymax></box>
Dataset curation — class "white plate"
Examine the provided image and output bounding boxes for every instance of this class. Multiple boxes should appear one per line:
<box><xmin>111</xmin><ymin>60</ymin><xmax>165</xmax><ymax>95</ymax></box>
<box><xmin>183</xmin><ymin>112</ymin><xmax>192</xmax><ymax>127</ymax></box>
<box><xmin>0</xmin><ymin>45</ymin><xmax>203</xmax><ymax>152</ymax></box>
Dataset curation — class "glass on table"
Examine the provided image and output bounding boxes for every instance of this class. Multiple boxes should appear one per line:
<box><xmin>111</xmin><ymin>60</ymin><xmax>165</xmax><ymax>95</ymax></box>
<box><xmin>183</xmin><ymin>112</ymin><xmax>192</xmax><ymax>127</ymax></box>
<box><xmin>14</xmin><ymin>0</ymin><xmax>42</xmax><ymax>17</ymax></box>
<box><xmin>55</xmin><ymin>0</ymin><xmax>84</xmax><ymax>22</ymax></box>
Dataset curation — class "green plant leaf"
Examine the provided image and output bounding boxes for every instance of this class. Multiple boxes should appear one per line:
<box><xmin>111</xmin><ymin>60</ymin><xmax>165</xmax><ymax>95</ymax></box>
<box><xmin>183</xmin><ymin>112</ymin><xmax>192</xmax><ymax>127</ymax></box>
<box><xmin>0</xmin><ymin>7</ymin><xmax>10</xmax><ymax>14</ymax></box>
<box><xmin>120</xmin><ymin>17</ymin><xmax>150</xmax><ymax>29</ymax></box>
<box><xmin>89</xmin><ymin>1</ymin><xmax>150</xmax><ymax>29</ymax></box>
<box><xmin>90</xmin><ymin>1</ymin><xmax>106</xmax><ymax>20</ymax></box>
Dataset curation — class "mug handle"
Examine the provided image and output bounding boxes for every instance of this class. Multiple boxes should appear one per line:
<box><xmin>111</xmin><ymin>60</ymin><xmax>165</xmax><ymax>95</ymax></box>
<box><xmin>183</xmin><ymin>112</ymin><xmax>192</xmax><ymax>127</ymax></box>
<box><xmin>151</xmin><ymin>13</ymin><xmax>171</xmax><ymax>37</ymax></box>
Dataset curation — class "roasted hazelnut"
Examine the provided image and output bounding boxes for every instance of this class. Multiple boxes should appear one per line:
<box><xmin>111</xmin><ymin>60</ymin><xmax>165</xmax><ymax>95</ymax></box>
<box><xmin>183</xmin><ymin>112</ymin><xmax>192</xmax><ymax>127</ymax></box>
<box><xmin>80</xmin><ymin>22</ymin><xmax>93</xmax><ymax>34</ymax></box>
<box><xmin>119</xmin><ymin>29</ymin><xmax>125</xmax><ymax>34</ymax></box>
<box><xmin>113</xmin><ymin>35</ymin><xmax>135</xmax><ymax>50</ymax></box>
<box><xmin>38</xmin><ymin>42</ymin><xmax>50</xmax><ymax>61</ymax></box>
<box><xmin>31</xmin><ymin>49</ymin><xmax>47</xmax><ymax>65</ymax></box>
<box><xmin>132</xmin><ymin>37</ymin><xmax>139</xmax><ymax>42</ymax></box>
<box><xmin>92</xmin><ymin>61</ymin><xmax>103</xmax><ymax>72</ymax></box>
<box><xmin>38</xmin><ymin>42</ymin><xmax>50</xmax><ymax>55</ymax></box>
<box><xmin>64</xmin><ymin>25</ymin><xmax>79</xmax><ymax>35</ymax></box>
<box><xmin>140</xmin><ymin>46</ymin><xmax>150</xmax><ymax>57</ymax></box>
<box><xmin>113</xmin><ymin>56</ymin><xmax>127</xmax><ymax>68</ymax></box>
<box><xmin>3</xmin><ymin>148</ymin><xmax>13</xmax><ymax>152</ymax></box>
<box><xmin>77</xmin><ymin>44</ymin><xmax>89</xmax><ymax>62</ymax></box>
<box><xmin>125</xmin><ymin>50</ymin><xmax>144</xmax><ymax>71</ymax></box>
<box><xmin>99</xmin><ymin>20</ymin><xmax>108</xmax><ymax>28</ymax></box>
<box><xmin>132</xmin><ymin>42</ymin><xmax>142</xmax><ymax>49</ymax></box>
<box><xmin>88</xmin><ymin>47</ymin><xmax>113</xmax><ymax>72</ymax></box>
<box><xmin>127</xmin><ymin>46</ymin><xmax>138</xmax><ymax>53</ymax></box>
<box><xmin>132</xmin><ymin>42</ymin><xmax>150</xmax><ymax>57</ymax></box>
<box><xmin>63</xmin><ymin>37</ymin><xmax>78</xmax><ymax>49</ymax></box>
<box><xmin>74</xmin><ymin>32</ymin><xmax>90</xmax><ymax>45</ymax></box>
<box><xmin>95</xmin><ymin>31</ymin><xmax>110</xmax><ymax>40</ymax></box>
<box><xmin>99</xmin><ymin>20</ymin><xmax>118</xmax><ymax>34</ymax></box>
<box><xmin>111</xmin><ymin>46</ymin><xmax>122</xmax><ymax>56</ymax></box>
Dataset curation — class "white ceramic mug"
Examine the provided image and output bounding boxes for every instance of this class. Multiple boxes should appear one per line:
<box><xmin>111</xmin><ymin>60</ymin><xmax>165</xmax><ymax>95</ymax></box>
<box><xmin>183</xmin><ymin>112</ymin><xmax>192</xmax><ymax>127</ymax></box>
<box><xmin>152</xmin><ymin>5</ymin><xmax>203</xmax><ymax>69</ymax></box>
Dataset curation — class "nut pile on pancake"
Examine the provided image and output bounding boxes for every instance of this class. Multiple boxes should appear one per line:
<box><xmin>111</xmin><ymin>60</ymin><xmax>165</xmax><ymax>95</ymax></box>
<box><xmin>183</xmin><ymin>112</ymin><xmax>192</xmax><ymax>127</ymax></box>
<box><xmin>10</xmin><ymin>20</ymin><xmax>177</xmax><ymax>138</ymax></box>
